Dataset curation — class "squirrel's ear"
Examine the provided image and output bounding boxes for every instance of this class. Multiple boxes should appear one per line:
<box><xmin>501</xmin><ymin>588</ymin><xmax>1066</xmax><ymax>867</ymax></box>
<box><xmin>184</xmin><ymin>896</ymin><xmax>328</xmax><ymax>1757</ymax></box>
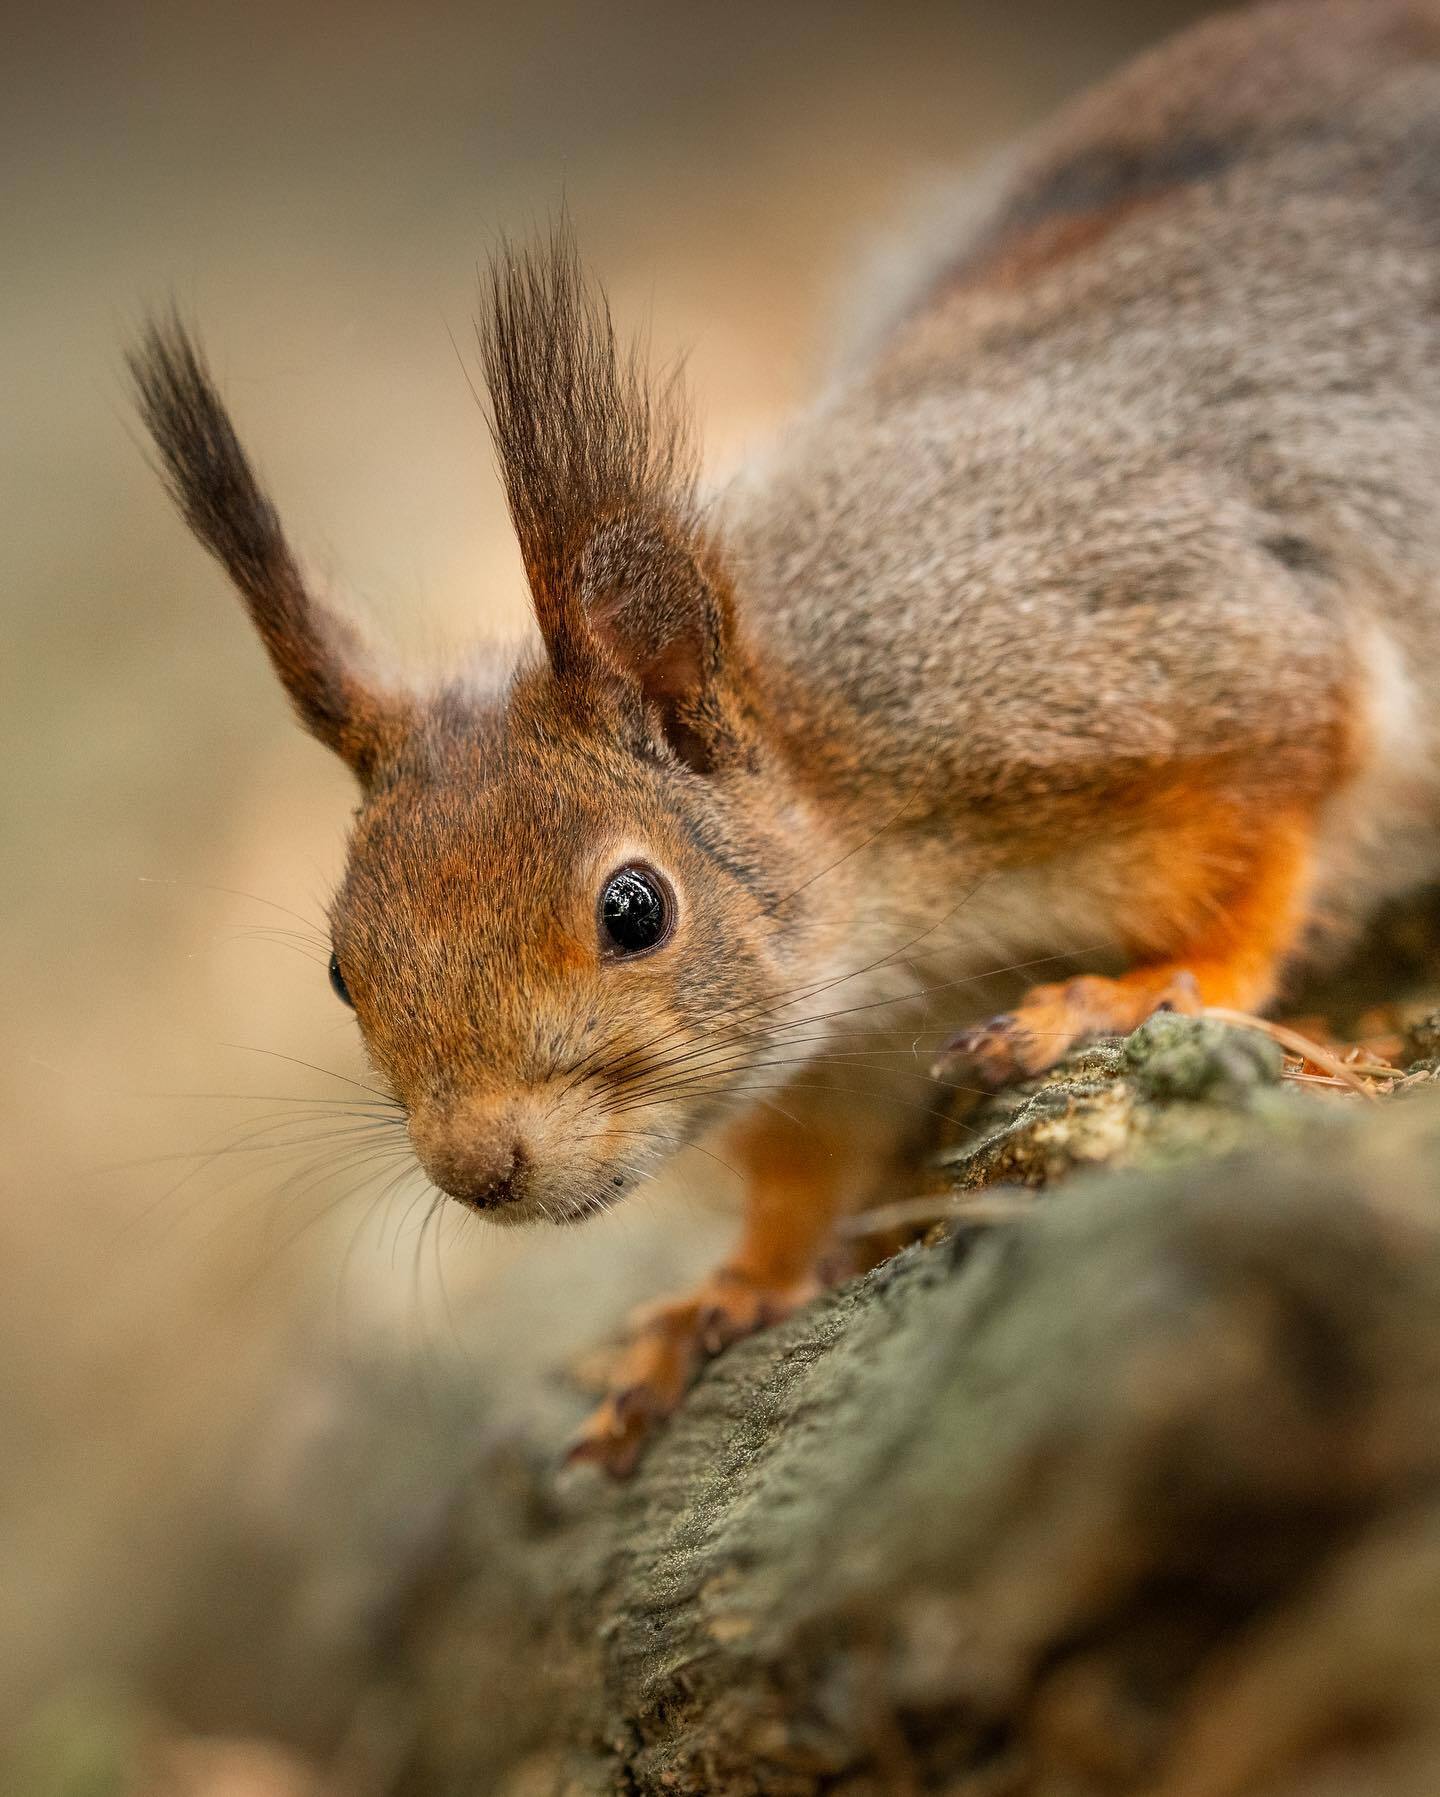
<box><xmin>578</xmin><ymin>515</ymin><xmax>740</xmax><ymax>773</ymax></box>
<box><xmin>479</xmin><ymin>222</ymin><xmax>750</xmax><ymax>770</ymax></box>
<box><xmin>129</xmin><ymin>316</ymin><xmax>406</xmax><ymax>783</ymax></box>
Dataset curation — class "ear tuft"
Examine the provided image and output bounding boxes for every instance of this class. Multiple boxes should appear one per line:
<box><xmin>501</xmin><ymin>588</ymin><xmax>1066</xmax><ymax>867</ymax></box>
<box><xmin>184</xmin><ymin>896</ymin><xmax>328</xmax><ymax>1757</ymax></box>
<box><xmin>129</xmin><ymin>313</ymin><xmax>404</xmax><ymax>780</ymax></box>
<box><xmin>478</xmin><ymin>216</ymin><xmax>751</xmax><ymax>769</ymax></box>
<box><xmin>477</xmin><ymin>216</ymin><xmax>699</xmax><ymax>675</ymax></box>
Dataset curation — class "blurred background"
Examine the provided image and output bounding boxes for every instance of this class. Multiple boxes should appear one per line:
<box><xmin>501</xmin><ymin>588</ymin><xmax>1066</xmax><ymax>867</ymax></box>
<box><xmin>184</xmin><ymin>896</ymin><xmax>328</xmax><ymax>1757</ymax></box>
<box><xmin>2</xmin><ymin>0</ymin><xmax>1213</xmax><ymax>1785</ymax></box>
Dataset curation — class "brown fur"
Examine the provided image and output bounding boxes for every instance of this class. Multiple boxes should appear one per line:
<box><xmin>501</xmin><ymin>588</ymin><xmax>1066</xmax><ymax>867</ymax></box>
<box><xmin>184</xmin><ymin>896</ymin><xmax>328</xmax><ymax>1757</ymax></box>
<box><xmin>136</xmin><ymin>0</ymin><xmax>1440</xmax><ymax>1470</ymax></box>
<box><xmin>569</xmin><ymin>1104</ymin><xmax>845</xmax><ymax>1475</ymax></box>
<box><xmin>478</xmin><ymin>220</ymin><xmax>752</xmax><ymax>769</ymax></box>
<box><xmin>129</xmin><ymin>318</ymin><xmax>412</xmax><ymax>780</ymax></box>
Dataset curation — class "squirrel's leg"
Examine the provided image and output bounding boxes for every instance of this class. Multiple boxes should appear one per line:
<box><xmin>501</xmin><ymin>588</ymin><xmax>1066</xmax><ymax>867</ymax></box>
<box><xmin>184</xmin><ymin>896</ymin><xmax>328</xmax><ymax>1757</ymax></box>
<box><xmin>938</xmin><ymin>807</ymin><xmax>1316</xmax><ymax>1090</ymax></box>
<box><xmin>567</xmin><ymin>1105</ymin><xmax>848</xmax><ymax>1477</ymax></box>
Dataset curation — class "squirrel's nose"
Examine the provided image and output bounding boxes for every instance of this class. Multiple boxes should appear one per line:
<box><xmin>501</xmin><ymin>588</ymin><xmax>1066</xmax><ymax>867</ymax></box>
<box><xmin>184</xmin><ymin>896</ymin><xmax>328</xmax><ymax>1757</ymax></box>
<box><xmin>408</xmin><ymin>1097</ymin><xmax>528</xmax><ymax>1210</ymax></box>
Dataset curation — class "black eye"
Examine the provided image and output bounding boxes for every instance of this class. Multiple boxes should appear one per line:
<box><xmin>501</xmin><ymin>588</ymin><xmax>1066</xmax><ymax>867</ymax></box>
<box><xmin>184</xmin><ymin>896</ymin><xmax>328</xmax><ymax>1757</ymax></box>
<box><xmin>599</xmin><ymin>865</ymin><xmax>673</xmax><ymax>958</ymax></box>
<box><xmin>328</xmin><ymin>952</ymin><xmax>354</xmax><ymax>1007</ymax></box>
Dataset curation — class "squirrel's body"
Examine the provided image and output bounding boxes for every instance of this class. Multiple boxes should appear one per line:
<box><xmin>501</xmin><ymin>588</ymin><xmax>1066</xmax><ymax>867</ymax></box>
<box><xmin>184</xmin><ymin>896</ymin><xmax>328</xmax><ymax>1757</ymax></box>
<box><xmin>136</xmin><ymin>0</ymin><xmax>1440</xmax><ymax>1472</ymax></box>
<box><xmin>737</xmin><ymin>0</ymin><xmax>1440</xmax><ymax>972</ymax></box>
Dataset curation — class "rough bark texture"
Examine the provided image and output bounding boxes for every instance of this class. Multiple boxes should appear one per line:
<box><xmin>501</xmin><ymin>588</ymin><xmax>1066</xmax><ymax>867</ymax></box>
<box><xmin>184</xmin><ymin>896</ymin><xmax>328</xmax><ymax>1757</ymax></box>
<box><xmin>13</xmin><ymin>1002</ymin><xmax>1440</xmax><ymax>1796</ymax></box>
<box><xmin>384</xmin><ymin>1016</ymin><xmax>1440</xmax><ymax>1797</ymax></box>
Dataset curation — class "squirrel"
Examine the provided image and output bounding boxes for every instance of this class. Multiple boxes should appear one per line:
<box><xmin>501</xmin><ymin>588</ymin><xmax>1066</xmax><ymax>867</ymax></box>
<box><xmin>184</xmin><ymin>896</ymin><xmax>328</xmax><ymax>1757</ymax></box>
<box><xmin>133</xmin><ymin>0</ymin><xmax>1440</xmax><ymax>1473</ymax></box>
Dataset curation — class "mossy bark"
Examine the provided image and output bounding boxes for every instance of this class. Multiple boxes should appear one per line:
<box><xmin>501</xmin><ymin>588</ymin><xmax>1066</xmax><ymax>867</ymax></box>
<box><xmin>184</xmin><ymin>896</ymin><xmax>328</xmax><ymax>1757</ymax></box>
<box><xmin>15</xmin><ymin>1012</ymin><xmax>1440</xmax><ymax>1797</ymax></box>
<box><xmin>386</xmin><ymin>1019</ymin><xmax>1440</xmax><ymax>1796</ymax></box>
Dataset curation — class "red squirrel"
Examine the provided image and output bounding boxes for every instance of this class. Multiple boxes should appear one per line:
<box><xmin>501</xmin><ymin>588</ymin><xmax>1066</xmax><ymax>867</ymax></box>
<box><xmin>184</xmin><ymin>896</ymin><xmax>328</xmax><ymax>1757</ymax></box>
<box><xmin>134</xmin><ymin>0</ymin><xmax>1440</xmax><ymax>1473</ymax></box>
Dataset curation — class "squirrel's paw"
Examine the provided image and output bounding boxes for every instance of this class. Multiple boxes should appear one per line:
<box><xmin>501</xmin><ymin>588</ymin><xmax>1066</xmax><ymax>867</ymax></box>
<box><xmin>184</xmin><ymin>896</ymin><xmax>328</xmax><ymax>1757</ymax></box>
<box><xmin>934</xmin><ymin>968</ymin><xmax>1203</xmax><ymax>1090</ymax></box>
<box><xmin>565</xmin><ymin>1267</ymin><xmax>822</xmax><ymax>1478</ymax></box>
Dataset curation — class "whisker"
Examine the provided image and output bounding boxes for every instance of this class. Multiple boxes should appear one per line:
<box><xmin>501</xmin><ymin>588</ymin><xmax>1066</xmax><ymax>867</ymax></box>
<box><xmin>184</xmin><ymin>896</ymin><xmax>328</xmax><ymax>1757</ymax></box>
<box><xmin>236</xmin><ymin>1145</ymin><xmax>418</xmax><ymax>1280</ymax></box>
<box><xmin>148</xmin><ymin>1089</ymin><xmax>400</xmax><ymax>1110</ymax></box>
<box><xmin>138</xmin><ymin>874</ymin><xmax>328</xmax><ymax>934</ymax></box>
<box><xmin>409</xmin><ymin>1193</ymin><xmax>449</xmax><ymax>1334</ymax></box>
<box><xmin>164</xmin><ymin>1130</ymin><xmax>403</xmax><ymax>1256</ymax></box>
<box><xmin>232</xmin><ymin>922</ymin><xmax>330</xmax><ymax>945</ymax></box>
<box><xmin>593</xmin><ymin>943</ymin><xmax>1108</xmax><ymax>1113</ymax></box>
<box><xmin>596</xmin><ymin>1048</ymin><xmax>993</xmax><ymax>1113</ymax></box>
<box><xmin>104</xmin><ymin>1110</ymin><xmax>409</xmax><ymax>1254</ymax></box>
<box><xmin>604</xmin><ymin>1078</ymin><xmax>968</xmax><ymax>1131</ymax></box>
<box><xmin>589</xmin><ymin>883</ymin><xmax>1052</xmax><ymax>1095</ymax></box>
<box><xmin>219</xmin><ymin>1042</ymin><xmax>396</xmax><ymax>1101</ymax></box>
<box><xmin>227</xmin><ymin>928</ymin><xmax>331</xmax><ymax>968</ymax></box>
<box><xmin>575</xmin><ymin>1126</ymin><xmax>746</xmax><ymax>1186</ymax></box>
<box><xmin>561</xmin><ymin>873</ymin><xmax>995</xmax><ymax>1102</ymax></box>
<box><xmin>426</xmin><ymin>1189</ymin><xmax>470</xmax><ymax>1358</ymax></box>
<box><xmin>99</xmin><ymin>1111</ymin><xmax>404</xmax><ymax>1178</ymax></box>
<box><xmin>335</xmin><ymin>1161</ymin><xmax>428</xmax><ymax>1324</ymax></box>
<box><xmin>763</xmin><ymin>778</ymin><xmax>932</xmax><ymax>915</ymax></box>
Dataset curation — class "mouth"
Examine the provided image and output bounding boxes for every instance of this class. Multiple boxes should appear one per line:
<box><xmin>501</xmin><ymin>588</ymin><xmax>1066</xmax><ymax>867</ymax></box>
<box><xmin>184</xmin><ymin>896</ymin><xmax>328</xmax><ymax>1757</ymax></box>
<box><xmin>442</xmin><ymin>1163</ymin><xmax>639</xmax><ymax>1229</ymax></box>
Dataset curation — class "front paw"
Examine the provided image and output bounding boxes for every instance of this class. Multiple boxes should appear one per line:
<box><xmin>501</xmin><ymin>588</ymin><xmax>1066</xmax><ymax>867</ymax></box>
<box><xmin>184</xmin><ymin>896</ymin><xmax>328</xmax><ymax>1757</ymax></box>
<box><xmin>565</xmin><ymin>1269</ymin><xmax>821</xmax><ymax>1478</ymax></box>
<box><xmin>933</xmin><ymin>971</ymin><xmax>1205</xmax><ymax>1091</ymax></box>
<box><xmin>933</xmin><ymin>1012</ymin><xmax>1044</xmax><ymax>1092</ymax></box>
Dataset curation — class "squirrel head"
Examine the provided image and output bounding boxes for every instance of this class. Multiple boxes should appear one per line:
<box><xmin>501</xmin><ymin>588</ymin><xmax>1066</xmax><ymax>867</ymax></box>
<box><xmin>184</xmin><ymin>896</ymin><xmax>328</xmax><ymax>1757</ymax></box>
<box><xmin>131</xmin><ymin>226</ymin><xmax>836</xmax><ymax>1224</ymax></box>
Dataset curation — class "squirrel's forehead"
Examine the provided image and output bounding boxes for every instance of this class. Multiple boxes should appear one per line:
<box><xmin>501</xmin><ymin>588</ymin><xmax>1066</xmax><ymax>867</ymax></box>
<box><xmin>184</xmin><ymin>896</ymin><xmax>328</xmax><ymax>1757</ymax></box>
<box><xmin>340</xmin><ymin>769</ymin><xmax>680</xmax><ymax>908</ymax></box>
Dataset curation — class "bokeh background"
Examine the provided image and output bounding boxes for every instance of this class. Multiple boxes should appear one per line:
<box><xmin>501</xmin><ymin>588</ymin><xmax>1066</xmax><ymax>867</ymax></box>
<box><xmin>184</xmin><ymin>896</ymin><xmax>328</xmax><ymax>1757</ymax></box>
<box><xmin>2</xmin><ymin>0</ymin><xmax>1213</xmax><ymax>1782</ymax></box>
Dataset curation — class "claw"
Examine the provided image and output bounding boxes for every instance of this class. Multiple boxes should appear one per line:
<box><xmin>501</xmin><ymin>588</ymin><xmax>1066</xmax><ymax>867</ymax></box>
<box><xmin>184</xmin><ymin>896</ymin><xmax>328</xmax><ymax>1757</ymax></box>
<box><xmin>933</xmin><ymin>1012</ymin><xmax>1031</xmax><ymax>1090</ymax></box>
<box><xmin>565</xmin><ymin>1406</ymin><xmax>645</xmax><ymax>1477</ymax></box>
<box><xmin>612</xmin><ymin>1382</ymin><xmax>644</xmax><ymax>1424</ymax></box>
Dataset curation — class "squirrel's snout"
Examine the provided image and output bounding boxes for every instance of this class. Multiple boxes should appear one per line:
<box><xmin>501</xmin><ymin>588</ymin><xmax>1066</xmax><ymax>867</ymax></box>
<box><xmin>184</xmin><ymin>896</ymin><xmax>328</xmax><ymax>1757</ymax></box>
<box><xmin>409</xmin><ymin>1097</ymin><xmax>529</xmax><ymax>1212</ymax></box>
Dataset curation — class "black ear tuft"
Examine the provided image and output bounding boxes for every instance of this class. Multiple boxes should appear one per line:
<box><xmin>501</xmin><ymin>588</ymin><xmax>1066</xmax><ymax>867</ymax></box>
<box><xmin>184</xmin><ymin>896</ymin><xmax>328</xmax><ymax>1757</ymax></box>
<box><xmin>477</xmin><ymin>216</ymin><xmax>699</xmax><ymax>674</ymax></box>
<box><xmin>477</xmin><ymin>216</ymin><xmax>749</xmax><ymax>768</ymax></box>
<box><xmin>129</xmin><ymin>313</ymin><xmax>403</xmax><ymax>779</ymax></box>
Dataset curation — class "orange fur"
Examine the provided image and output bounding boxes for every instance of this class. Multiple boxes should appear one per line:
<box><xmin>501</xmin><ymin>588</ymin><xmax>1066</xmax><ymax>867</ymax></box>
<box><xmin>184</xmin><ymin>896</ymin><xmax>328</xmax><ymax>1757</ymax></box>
<box><xmin>568</xmin><ymin>1107</ymin><xmax>845</xmax><ymax>1474</ymax></box>
<box><xmin>945</xmin><ymin>807</ymin><xmax>1319</xmax><ymax>1087</ymax></box>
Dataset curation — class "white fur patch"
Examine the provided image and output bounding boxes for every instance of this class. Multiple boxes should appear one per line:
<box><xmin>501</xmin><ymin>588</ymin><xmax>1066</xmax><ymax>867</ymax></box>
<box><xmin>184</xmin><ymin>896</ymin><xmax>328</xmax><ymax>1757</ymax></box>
<box><xmin>1313</xmin><ymin>622</ymin><xmax>1440</xmax><ymax>923</ymax></box>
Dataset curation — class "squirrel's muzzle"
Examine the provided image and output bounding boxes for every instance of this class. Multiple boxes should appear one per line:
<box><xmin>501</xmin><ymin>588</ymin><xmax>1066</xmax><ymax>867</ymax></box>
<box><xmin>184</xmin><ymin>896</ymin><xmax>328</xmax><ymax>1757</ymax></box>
<box><xmin>408</xmin><ymin>1095</ymin><xmax>530</xmax><ymax>1212</ymax></box>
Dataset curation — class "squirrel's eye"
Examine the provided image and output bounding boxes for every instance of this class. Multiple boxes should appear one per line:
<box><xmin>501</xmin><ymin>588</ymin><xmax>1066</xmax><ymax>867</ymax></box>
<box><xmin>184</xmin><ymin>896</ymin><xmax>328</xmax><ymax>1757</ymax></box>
<box><xmin>328</xmin><ymin>952</ymin><xmax>354</xmax><ymax>1008</ymax></box>
<box><xmin>599</xmin><ymin>864</ymin><xmax>673</xmax><ymax>958</ymax></box>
